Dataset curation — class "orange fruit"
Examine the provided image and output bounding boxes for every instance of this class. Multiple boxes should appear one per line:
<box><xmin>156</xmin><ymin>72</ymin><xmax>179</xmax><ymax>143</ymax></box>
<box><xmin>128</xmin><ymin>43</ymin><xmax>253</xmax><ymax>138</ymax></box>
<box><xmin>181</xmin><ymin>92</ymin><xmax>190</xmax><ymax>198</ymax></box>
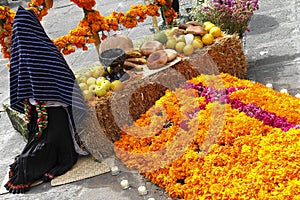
<box><xmin>203</xmin><ymin>21</ymin><xmax>213</xmax><ymax>29</ymax></box>
<box><xmin>209</xmin><ymin>26</ymin><xmax>222</xmax><ymax>38</ymax></box>
<box><xmin>204</xmin><ymin>23</ymin><xmax>215</xmax><ymax>32</ymax></box>
<box><xmin>202</xmin><ymin>33</ymin><xmax>214</xmax><ymax>45</ymax></box>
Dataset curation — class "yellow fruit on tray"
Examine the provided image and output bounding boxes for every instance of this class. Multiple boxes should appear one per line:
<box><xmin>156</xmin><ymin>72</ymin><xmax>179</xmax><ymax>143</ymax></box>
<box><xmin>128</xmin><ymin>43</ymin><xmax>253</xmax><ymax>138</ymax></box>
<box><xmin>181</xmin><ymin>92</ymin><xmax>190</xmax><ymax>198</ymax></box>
<box><xmin>175</xmin><ymin>41</ymin><xmax>186</xmax><ymax>53</ymax></box>
<box><xmin>194</xmin><ymin>35</ymin><xmax>202</xmax><ymax>41</ymax></box>
<box><xmin>183</xmin><ymin>44</ymin><xmax>194</xmax><ymax>56</ymax></box>
<box><xmin>192</xmin><ymin>39</ymin><xmax>203</xmax><ymax>49</ymax></box>
<box><xmin>111</xmin><ymin>80</ymin><xmax>123</xmax><ymax>91</ymax></box>
<box><xmin>86</xmin><ymin>77</ymin><xmax>96</xmax><ymax>86</ymax></box>
<box><xmin>79</xmin><ymin>82</ymin><xmax>88</xmax><ymax>91</ymax></box>
<box><xmin>203</xmin><ymin>21</ymin><xmax>213</xmax><ymax>29</ymax></box>
<box><xmin>209</xmin><ymin>26</ymin><xmax>222</xmax><ymax>38</ymax></box>
<box><xmin>166</xmin><ymin>38</ymin><xmax>177</xmax><ymax>49</ymax></box>
<box><xmin>96</xmin><ymin>77</ymin><xmax>106</xmax><ymax>86</ymax></box>
<box><xmin>204</xmin><ymin>23</ymin><xmax>215</xmax><ymax>32</ymax></box>
<box><xmin>100</xmin><ymin>80</ymin><xmax>112</xmax><ymax>91</ymax></box>
<box><xmin>176</xmin><ymin>35</ymin><xmax>186</xmax><ymax>43</ymax></box>
<box><xmin>95</xmin><ymin>86</ymin><xmax>107</xmax><ymax>97</ymax></box>
<box><xmin>202</xmin><ymin>33</ymin><xmax>214</xmax><ymax>45</ymax></box>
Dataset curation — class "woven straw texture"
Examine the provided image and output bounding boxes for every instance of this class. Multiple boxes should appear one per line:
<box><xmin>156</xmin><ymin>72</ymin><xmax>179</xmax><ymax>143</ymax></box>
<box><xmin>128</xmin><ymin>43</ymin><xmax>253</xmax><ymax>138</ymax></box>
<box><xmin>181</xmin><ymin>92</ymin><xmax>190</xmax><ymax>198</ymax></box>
<box><xmin>51</xmin><ymin>155</ymin><xmax>110</xmax><ymax>186</ymax></box>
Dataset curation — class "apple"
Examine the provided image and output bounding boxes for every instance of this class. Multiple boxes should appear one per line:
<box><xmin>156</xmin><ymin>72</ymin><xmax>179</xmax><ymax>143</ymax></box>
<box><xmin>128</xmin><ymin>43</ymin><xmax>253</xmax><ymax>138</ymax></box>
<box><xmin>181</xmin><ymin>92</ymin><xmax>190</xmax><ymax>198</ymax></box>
<box><xmin>86</xmin><ymin>77</ymin><xmax>96</xmax><ymax>86</ymax></box>
<box><xmin>79</xmin><ymin>83</ymin><xmax>88</xmax><ymax>91</ymax></box>
<box><xmin>166</xmin><ymin>38</ymin><xmax>177</xmax><ymax>49</ymax></box>
<box><xmin>100</xmin><ymin>80</ymin><xmax>111</xmax><ymax>91</ymax></box>
<box><xmin>88</xmin><ymin>84</ymin><xmax>97</xmax><ymax>94</ymax></box>
<box><xmin>84</xmin><ymin>70</ymin><xmax>93</xmax><ymax>78</ymax></box>
<box><xmin>111</xmin><ymin>80</ymin><xmax>123</xmax><ymax>91</ymax></box>
<box><xmin>95</xmin><ymin>86</ymin><xmax>107</xmax><ymax>97</ymax></box>
<box><xmin>175</xmin><ymin>41</ymin><xmax>186</xmax><ymax>53</ymax></box>
<box><xmin>96</xmin><ymin>77</ymin><xmax>106</xmax><ymax>86</ymax></box>
<box><xmin>82</xmin><ymin>90</ymin><xmax>94</xmax><ymax>101</ymax></box>
<box><xmin>91</xmin><ymin>68</ymin><xmax>101</xmax><ymax>78</ymax></box>
<box><xmin>176</xmin><ymin>35</ymin><xmax>186</xmax><ymax>43</ymax></box>
<box><xmin>78</xmin><ymin>76</ymin><xmax>87</xmax><ymax>84</ymax></box>
<box><xmin>95</xmin><ymin>65</ymin><xmax>105</xmax><ymax>76</ymax></box>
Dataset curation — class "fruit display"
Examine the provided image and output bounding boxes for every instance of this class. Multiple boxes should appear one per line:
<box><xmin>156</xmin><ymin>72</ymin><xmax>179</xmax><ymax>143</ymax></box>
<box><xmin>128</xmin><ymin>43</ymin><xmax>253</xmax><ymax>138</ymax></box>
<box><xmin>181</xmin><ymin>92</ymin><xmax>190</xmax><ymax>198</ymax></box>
<box><xmin>156</xmin><ymin>21</ymin><xmax>224</xmax><ymax>56</ymax></box>
<box><xmin>75</xmin><ymin>64</ymin><xmax>123</xmax><ymax>101</ymax></box>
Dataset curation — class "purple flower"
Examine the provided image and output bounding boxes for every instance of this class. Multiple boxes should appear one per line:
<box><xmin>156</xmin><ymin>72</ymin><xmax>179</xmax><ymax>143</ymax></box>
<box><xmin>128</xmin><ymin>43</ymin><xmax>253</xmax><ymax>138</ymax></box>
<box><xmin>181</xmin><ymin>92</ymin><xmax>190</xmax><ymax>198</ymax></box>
<box><xmin>230</xmin><ymin>98</ymin><xmax>244</xmax><ymax>110</ymax></box>
<box><xmin>195</xmin><ymin>0</ymin><xmax>259</xmax><ymax>35</ymax></box>
<box><xmin>273</xmin><ymin>117</ymin><xmax>288</xmax><ymax>129</ymax></box>
<box><xmin>295</xmin><ymin>124</ymin><xmax>300</xmax><ymax>129</ymax></box>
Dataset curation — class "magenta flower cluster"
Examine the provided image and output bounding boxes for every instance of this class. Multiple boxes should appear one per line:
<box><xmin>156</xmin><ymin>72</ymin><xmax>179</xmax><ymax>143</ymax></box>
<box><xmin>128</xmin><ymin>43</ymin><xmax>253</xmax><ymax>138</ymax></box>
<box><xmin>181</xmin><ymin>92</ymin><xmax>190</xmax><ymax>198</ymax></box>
<box><xmin>182</xmin><ymin>82</ymin><xmax>298</xmax><ymax>132</ymax></box>
<box><xmin>192</xmin><ymin>0</ymin><xmax>259</xmax><ymax>36</ymax></box>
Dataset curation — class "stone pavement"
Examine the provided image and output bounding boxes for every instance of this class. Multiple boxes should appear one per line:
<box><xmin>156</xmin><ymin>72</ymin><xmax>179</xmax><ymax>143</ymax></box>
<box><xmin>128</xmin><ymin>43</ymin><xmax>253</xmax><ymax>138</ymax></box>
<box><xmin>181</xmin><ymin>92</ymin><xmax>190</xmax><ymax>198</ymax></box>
<box><xmin>245</xmin><ymin>0</ymin><xmax>300</xmax><ymax>94</ymax></box>
<box><xmin>0</xmin><ymin>0</ymin><xmax>300</xmax><ymax>199</ymax></box>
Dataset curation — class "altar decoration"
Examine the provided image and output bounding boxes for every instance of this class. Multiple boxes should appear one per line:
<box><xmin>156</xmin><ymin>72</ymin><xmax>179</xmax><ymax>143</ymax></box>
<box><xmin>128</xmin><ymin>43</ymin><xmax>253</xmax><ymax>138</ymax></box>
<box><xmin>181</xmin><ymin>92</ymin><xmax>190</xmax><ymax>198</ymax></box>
<box><xmin>0</xmin><ymin>5</ymin><xmax>15</xmax><ymax>59</ymax></box>
<box><xmin>0</xmin><ymin>0</ymin><xmax>177</xmax><ymax>63</ymax></box>
<box><xmin>190</xmin><ymin>0</ymin><xmax>259</xmax><ymax>37</ymax></box>
<box><xmin>114</xmin><ymin>73</ymin><xmax>300</xmax><ymax>199</ymax></box>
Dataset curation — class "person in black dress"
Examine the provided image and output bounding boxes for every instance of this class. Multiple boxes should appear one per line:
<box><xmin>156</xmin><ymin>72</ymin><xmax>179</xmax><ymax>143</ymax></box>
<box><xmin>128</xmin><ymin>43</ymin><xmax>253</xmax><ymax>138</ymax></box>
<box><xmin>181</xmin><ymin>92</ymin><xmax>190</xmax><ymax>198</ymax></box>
<box><xmin>5</xmin><ymin>6</ymin><xmax>89</xmax><ymax>194</ymax></box>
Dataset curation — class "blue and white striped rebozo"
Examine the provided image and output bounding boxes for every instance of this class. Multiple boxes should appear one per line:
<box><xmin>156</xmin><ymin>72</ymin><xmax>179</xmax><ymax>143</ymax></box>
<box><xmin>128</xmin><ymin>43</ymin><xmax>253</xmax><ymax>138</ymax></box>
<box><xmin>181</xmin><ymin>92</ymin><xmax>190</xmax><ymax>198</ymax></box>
<box><xmin>9</xmin><ymin>6</ymin><xmax>87</xmax><ymax>123</ymax></box>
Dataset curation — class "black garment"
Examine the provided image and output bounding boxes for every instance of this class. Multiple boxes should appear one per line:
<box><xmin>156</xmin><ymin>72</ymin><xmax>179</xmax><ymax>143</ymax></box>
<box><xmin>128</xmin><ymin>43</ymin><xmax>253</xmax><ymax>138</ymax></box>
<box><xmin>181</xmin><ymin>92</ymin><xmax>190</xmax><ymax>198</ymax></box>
<box><xmin>5</xmin><ymin>106</ymin><xmax>78</xmax><ymax>194</ymax></box>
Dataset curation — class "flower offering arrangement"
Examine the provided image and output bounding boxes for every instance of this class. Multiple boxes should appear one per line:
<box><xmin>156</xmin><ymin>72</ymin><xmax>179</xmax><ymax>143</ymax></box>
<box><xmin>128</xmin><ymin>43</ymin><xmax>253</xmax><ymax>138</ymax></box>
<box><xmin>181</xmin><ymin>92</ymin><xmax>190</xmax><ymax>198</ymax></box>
<box><xmin>191</xmin><ymin>0</ymin><xmax>259</xmax><ymax>36</ymax></box>
<box><xmin>114</xmin><ymin>73</ymin><xmax>300</xmax><ymax>199</ymax></box>
<box><xmin>0</xmin><ymin>5</ymin><xmax>15</xmax><ymax>59</ymax></box>
<box><xmin>0</xmin><ymin>0</ymin><xmax>177</xmax><ymax>61</ymax></box>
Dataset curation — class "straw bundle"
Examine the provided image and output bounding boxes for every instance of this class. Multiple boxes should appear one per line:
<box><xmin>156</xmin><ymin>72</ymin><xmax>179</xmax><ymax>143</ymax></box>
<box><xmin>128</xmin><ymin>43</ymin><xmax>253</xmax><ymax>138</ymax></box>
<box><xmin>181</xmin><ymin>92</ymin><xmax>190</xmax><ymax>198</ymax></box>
<box><xmin>192</xmin><ymin>34</ymin><xmax>248</xmax><ymax>78</ymax></box>
<box><xmin>91</xmin><ymin>34</ymin><xmax>247</xmax><ymax>146</ymax></box>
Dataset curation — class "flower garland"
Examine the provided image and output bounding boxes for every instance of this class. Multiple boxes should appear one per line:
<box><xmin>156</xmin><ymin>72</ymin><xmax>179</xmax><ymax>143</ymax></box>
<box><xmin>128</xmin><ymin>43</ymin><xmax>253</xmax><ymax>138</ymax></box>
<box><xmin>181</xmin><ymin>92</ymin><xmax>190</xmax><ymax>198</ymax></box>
<box><xmin>27</xmin><ymin>0</ymin><xmax>50</xmax><ymax>20</ymax></box>
<box><xmin>53</xmin><ymin>3</ymin><xmax>163</xmax><ymax>54</ymax></box>
<box><xmin>0</xmin><ymin>0</ymin><xmax>176</xmax><ymax>60</ymax></box>
<box><xmin>114</xmin><ymin>73</ymin><xmax>300</xmax><ymax>199</ymax></box>
<box><xmin>24</xmin><ymin>99</ymin><xmax>48</xmax><ymax>138</ymax></box>
<box><xmin>0</xmin><ymin>6</ymin><xmax>15</xmax><ymax>61</ymax></box>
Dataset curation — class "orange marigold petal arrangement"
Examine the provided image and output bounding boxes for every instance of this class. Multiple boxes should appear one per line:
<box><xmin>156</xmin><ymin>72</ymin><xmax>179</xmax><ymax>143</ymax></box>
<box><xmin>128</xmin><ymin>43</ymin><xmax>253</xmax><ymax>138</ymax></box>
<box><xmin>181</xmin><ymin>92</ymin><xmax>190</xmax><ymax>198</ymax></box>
<box><xmin>115</xmin><ymin>73</ymin><xmax>300</xmax><ymax>199</ymax></box>
<box><xmin>0</xmin><ymin>0</ymin><xmax>176</xmax><ymax>59</ymax></box>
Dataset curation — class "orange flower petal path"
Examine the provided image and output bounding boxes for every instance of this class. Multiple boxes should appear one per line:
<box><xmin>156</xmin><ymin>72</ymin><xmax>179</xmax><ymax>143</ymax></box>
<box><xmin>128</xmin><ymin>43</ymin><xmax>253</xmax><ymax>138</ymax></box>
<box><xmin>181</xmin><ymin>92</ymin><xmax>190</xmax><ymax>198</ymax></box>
<box><xmin>114</xmin><ymin>73</ymin><xmax>300</xmax><ymax>199</ymax></box>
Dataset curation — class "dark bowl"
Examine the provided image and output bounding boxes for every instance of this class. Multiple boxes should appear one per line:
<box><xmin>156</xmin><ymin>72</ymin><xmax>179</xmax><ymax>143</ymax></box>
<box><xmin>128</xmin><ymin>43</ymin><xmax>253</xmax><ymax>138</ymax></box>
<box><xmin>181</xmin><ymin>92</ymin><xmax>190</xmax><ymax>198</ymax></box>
<box><xmin>99</xmin><ymin>48</ymin><xmax>126</xmax><ymax>67</ymax></box>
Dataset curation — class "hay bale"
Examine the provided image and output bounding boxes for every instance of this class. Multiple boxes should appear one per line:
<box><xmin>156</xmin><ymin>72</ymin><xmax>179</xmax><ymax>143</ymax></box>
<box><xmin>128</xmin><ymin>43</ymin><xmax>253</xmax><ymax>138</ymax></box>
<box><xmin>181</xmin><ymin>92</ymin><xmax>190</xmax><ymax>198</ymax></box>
<box><xmin>94</xmin><ymin>67</ymin><xmax>188</xmax><ymax>143</ymax></box>
<box><xmin>79</xmin><ymin>105</ymin><xmax>115</xmax><ymax>161</ymax></box>
<box><xmin>189</xmin><ymin>34</ymin><xmax>248</xmax><ymax>78</ymax></box>
<box><xmin>82</xmin><ymin>34</ymin><xmax>248</xmax><ymax>160</ymax></box>
<box><xmin>93</xmin><ymin>34</ymin><xmax>247</xmax><ymax>143</ymax></box>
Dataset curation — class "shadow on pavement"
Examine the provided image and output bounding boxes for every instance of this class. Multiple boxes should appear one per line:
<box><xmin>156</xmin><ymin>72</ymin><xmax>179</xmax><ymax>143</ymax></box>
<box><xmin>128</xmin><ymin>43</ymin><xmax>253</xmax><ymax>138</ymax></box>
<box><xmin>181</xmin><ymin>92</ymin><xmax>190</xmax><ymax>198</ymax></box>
<box><xmin>248</xmin><ymin>14</ymin><xmax>280</xmax><ymax>35</ymax></box>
